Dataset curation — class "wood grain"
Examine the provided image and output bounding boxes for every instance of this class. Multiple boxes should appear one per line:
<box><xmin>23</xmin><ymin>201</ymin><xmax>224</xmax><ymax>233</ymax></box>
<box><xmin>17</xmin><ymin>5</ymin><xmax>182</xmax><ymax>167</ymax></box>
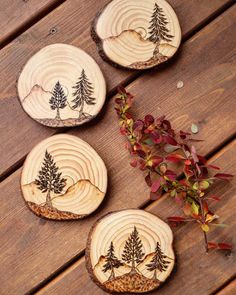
<box><xmin>217</xmin><ymin>279</ymin><xmax>236</xmax><ymax>295</ymax></box>
<box><xmin>0</xmin><ymin>7</ymin><xmax>235</xmax><ymax>293</ymax></box>
<box><xmin>37</xmin><ymin>139</ymin><xmax>236</xmax><ymax>295</ymax></box>
<box><xmin>0</xmin><ymin>0</ymin><xmax>232</xmax><ymax>177</ymax></box>
<box><xmin>86</xmin><ymin>210</ymin><xmax>175</xmax><ymax>293</ymax></box>
<box><xmin>92</xmin><ymin>0</ymin><xmax>181</xmax><ymax>69</ymax></box>
<box><xmin>0</xmin><ymin>0</ymin><xmax>63</xmax><ymax>45</ymax></box>
<box><xmin>21</xmin><ymin>134</ymin><xmax>107</xmax><ymax>219</ymax></box>
<box><xmin>17</xmin><ymin>44</ymin><xmax>106</xmax><ymax>127</ymax></box>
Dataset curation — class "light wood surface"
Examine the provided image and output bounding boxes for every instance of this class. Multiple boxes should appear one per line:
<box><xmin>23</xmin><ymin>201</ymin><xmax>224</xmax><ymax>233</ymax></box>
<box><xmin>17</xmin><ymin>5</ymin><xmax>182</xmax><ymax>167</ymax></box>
<box><xmin>21</xmin><ymin>134</ymin><xmax>107</xmax><ymax>219</ymax></box>
<box><xmin>93</xmin><ymin>0</ymin><xmax>181</xmax><ymax>69</ymax></box>
<box><xmin>0</xmin><ymin>0</ymin><xmax>232</xmax><ymax>177</ymax></box>
<box><xmin>17</xmin><ymin>44</ymin><xmax>106</xmax><ymax>127</ymax></box>
<box><xmin>38</xmin><ymin>139</ymin><xmax>236</xmax><ymax>295</ymax></box>
<box><xmin>86</xmin><ymin>210</ymin><xmax>174</xmax><ymax>293</ymax></box>
<box><xmin>0</xmin><ymin>6</ymin><xmax>235</xmax><ymax>293</ymax></box>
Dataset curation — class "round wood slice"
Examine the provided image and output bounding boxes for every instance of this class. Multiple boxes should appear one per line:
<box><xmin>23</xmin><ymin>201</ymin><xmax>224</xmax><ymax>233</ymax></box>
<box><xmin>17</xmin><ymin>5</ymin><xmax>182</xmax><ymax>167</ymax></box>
<box><xmin>92</xmin><ymin>0</ymin><xmax>181</xmax><ymax>70</ymax></box>
<box><xmin>21</xmin><ymin>134</ymin><xmax>107</xmax><ymax>220</ymax></box>
<box><xmin>17</xmin><ymin>43</ymin><xmax>106</xmax><ymax>127</ymax></box>
<box><xmin>86</xmin><ymin>209</ymin><xmax>175</xmax><ymax>293</ymax></box>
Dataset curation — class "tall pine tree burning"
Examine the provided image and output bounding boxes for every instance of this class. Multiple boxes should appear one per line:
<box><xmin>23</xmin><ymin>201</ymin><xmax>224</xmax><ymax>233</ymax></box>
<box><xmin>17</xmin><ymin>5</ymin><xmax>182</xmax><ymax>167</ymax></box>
<box><xmin>35</xmin><ymin>150</ymin><xmax>66</xmax><ymax>207</ymax></box>
<box><xmin>148</xmin><ymin>3</ymin><xmax>173</xmax><ymax>56</ymax></box>
<box><xmin>49</xmin><ymin>81</ymin><xmax>67</xmax><ymax>120</ymax></box>
<box><xmin>122</xmin><ymin>226</ymin><xmax>144</xmax><ymax>274</ymax></box>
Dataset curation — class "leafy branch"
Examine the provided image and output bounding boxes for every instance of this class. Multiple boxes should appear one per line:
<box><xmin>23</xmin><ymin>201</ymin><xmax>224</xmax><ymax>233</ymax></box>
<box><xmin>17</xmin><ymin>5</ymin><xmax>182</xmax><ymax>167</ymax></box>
<box><xmin>115</xmin><ymin>87</ymin><xmax>233</xmax><ymax>252</ymax></box>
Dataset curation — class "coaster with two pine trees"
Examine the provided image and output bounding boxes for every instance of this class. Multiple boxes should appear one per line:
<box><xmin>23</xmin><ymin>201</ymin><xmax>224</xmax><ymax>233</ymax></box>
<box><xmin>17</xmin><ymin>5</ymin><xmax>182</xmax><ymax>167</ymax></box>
<box><xmin>86</xmin><ymin>209</ymin><xmax>175</xmax><ymax>293</ymax></box>
<box><xmin>17</xmin><ymin>43</ymin><xmax>106</xmax><ymax>127</ymax></box>
<box><xmin>92</xmin><ymin>0</ymin><xmax>181</xmax><ymax>70</ymax></box>
<box><xmin>21</xmin><ymin>134</ymin><xmax>107</xmax><ymax>220</ymax></box>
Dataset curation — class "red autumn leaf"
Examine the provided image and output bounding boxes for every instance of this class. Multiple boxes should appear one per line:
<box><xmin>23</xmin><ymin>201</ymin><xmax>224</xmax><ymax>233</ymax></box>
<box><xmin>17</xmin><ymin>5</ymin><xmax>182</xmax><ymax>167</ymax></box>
<box><xmin>207</xmin><ymin>164</ymin><xmax>220</xmax><ymax>170</ymax></box>
<box><xmin>207</xmin><ymin>242</ymin><xmax>218</xmax><ymax>249</ymax></box>
<box><xmin>151</xmin><ymin>131</ymin><xmax>163</xmax><ymax>144</ymax></box>
<box><xmin>152</xmin><ymin>156</ymin><xmax>163</xmax><ymax>167</ymax></box>
<box><xmin>166</xmin><ymin>153</ymin><xmax>185</xmax><ymax>163</ymax></box>
<box><xmin>167</xmin><ymin>216</ymin><xmax>186</xmax><ymax>222</ymax></box>
<box><xmin>185</xmin><ymin>159</ymin><xmax>192</xmax><ymax>166</ymax></box>
<box><xmin>197</xmin><ymin>155</ymin><xmax>207</xmax><ymax>164</ymax></box>
<box><xmin>210</xmin><ymin>195</ymin><xmax>221</xmax><ymax>201</ymax></box>
<box><xmin>191</xmin><ymin>146</ymin><xmax>199</xmax><ymax>163</ymax></box>
<box><xmin>218</xmin><ymin>243</ymin><xmax>232</xmax><ymax>250</ymax></box>
<box><xmin>117</xmin><ymin>86</ymin><xmax>127</xmax><ymax>95</ymax></box>
<box><xmin>133</xmin><ymin>120</ymin><xmax>144</xmax><ymax>131</ymax></box>
<box><xmin>214</xmin><ymin>173</ymin><xmax>234</xmax><ymax>180</ymax></box>
<box><xmin>163</xmin><ymin>135</ymin><xmax>178</xmax><ymax>146</ymax></box>
<box><xmin>183</xmin><ymin>202</ymin><xmax>192</xmax><ymax>216</ymax></box>
<box><xmin>180</xmin><ymin>130</ymin><xmax>191</xmax><ymax>139</ymax></box>
<box><xmin>130</xmin><ymin>159</ymin><xmax>138</xmax><ymax>168</ymax></box>
<box><xmin>136</xmin><ymin>150</ymin><xmax>146</xmax><ymax>158</ymax></box>
<box><xmin>144</xmin><ymin>114</ymin><xmax>154</xmax><ymax>125</ymax></box>
<box><xmin>165</xmin><ymin>170</ymin><xmax>177</xmax><ymax>181</ymax></box>
<box><xmin>120</xmin><ymin>127</ymin><xmax>126</xmax><ymax>135</ymax></box>
<box><xmin>145</xmin><ymin>173</ymin><xmax>152</xmax><ymax>187</ymax></box>
<box><xmin>151</xmin><ymin>179</ymin><xmax>161</xmax><ymax>193</ymax></box>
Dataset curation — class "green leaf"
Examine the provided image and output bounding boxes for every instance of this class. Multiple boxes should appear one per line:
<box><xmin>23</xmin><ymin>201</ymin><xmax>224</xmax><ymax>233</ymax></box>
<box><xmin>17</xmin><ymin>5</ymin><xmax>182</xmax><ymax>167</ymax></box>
<box><xmin>199</xmin><ymin>180</ymin><xmax>210</xmax><ymax>190</ymax></box>
<box><xmin>191</xmin><ymin>202</ymin><xmax>199</xmax><ymax>215</ymax></box>
<box><xmin>201</xmin><ymin>224</ymin><xmax>210</xmax><ymax>232</ymax></box>
<box><xmin>193</xmin><ymin>182</ymin><xmax>199</xmax><ymax>190</ymax></box>
<box><xmin>191</xmin><ymin>123</ymin><xmax>199</xmax><ymax>134</ymax></box>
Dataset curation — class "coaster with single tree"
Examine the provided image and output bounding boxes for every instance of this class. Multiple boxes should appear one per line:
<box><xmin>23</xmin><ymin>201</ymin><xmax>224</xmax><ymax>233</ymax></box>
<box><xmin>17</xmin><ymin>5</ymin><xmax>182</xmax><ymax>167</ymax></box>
<box><xmin>92</xmin><ymin>0</ymin><xmax>181</xmax><ymax>70</ymax></box>
<box><xmin>21</xmin><ymin>134</ymin><xmax>107</xmax><ymax>220</ymax></box>
<box><xmin>17</xmin><ymin>43</ymin><xmax>106</xmax><ymax>127</ymax></box>
<box><xmin>86</xmin><ymin>209</ymin><xmax>175</xmax><ymax>293</ymax></box>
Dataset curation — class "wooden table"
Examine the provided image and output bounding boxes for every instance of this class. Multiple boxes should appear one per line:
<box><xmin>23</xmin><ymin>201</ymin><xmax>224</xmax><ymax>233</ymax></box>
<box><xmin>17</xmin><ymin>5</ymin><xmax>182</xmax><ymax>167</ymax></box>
<box><xmin>0</xmin><ymin>1</ymin><xmax>235</xmax><ymax>294</ymax></box>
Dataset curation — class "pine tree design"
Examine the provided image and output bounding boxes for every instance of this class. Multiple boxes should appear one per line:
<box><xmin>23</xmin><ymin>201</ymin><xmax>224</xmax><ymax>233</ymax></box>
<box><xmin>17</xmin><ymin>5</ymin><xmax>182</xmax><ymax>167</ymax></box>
<box><xmin>103</xmin><ymin>242</ymin><xmax>123</xmax><ymax>281</ymax></box>
<box><xmin>148</xmin><ymin>3</ymin><xmax>174</xmax><ymax>56</ymax></box>
<box><xmin>146</xmin><ymin>242</ymin><xmax>170</xmax><ymax>280</ymax></box>
<box><xmin>49</xmin><ymin>81</ymin><xmax>67</xmax><ymax>120</ymax></box>
<box><xmin>122</xmin><ymin>226</ymin><xmax>145</xmax><ymax>274</ymax></box>
<box><xmin>35</xmin><ymin>150</ymin><xmax>66</xmax><ymax>207</ymax></box>
<box><xmin>72</xmin><ymin>69</ymin><xmax>96</xmax><ymax>118</ymax></box>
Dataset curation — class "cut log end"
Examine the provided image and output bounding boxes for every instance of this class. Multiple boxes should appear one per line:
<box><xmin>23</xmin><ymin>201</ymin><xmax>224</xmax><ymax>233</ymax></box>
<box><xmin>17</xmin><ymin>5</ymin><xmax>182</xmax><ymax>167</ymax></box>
<box><xmin>86</xmin><ymin>209</ymin><xmax>175</xmax><ymax>293</ymax></box>
<box><xmin>21</xmin><ymin>134</ymin><xmax>107</xmax><ymax>220</ymax></box>
<box><xmin>92</xmin><ymin>0</ymin><xmax>181</xmax><ymax>70</ymax></box>
<box><xmin>17</xmin><ymin>43</ymin><xmax>106</xmax><ymax>127</ymax></box>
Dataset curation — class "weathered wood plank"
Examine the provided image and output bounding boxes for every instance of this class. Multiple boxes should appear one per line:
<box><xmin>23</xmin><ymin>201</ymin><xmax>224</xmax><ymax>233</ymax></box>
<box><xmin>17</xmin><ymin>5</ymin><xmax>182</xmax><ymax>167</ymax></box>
<box><xmin>216</xmin><ymin>280</ymin><xmax>236</xmax><ymax>295</ymax></box>
<box><xmin>37</xmin><ymin>139</ymin><xmax>236</xmax><ymax>295</ymax></box>
<box><xmin>0</xmin><ymin>7</ymin><xmax>235</xmax><ymax>294</ymax></box>
<box><xmin>0</xmin><ymin>0</ymin><xmax>232</xmax><ymax>178</ymax></box>
<box><xmin>0</xmin><ymin>0</ymin><xmax>64</xmax><ymax>45</ymax></box>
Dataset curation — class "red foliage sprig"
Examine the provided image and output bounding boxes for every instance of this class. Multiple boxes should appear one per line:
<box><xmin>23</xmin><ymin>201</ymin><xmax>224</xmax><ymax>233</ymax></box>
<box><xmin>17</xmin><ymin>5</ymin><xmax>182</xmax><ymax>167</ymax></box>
<box><xmin>115</xmin><ymin>87</ymin><xmax>233</xmax><ymax>252</ymax></box>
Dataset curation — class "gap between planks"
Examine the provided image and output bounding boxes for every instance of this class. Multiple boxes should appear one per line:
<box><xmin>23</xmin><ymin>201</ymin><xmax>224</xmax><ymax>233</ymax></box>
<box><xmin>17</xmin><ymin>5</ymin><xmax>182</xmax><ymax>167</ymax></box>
<box><xmin>0</xmin><ymin>0</ymin><xmax>67</xmax><ymax>50</ymax></box>
<box><xmin>35</xmin><ymin>139</ymin><xmax>236</xmax><ymax>295</ymax></box>
<box><xmin>0</xmin><ymin>0</ymin><xmax>234</xmax><ymax>183</ymax></box>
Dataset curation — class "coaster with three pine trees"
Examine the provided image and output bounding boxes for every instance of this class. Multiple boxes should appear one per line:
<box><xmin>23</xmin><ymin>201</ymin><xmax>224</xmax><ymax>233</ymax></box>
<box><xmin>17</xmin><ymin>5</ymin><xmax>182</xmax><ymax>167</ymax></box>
<box><xmin>92</xmin><ymin>0</ymin><xmax>181</xmax><ymax>70</ymax></box>
<box><xmin>17</xmin><ymin>43</ymin><xmax>106</xmax><ymax>127</ymax></box>
<box><xmin>21</xmin><ymin>134</ymin><xmax>107</xmax><ymax>220</ymax></box>
<box><xmin>86</xmin><ymin>209</ymin><xmax>175</xmax><ymax>293</ymax></box>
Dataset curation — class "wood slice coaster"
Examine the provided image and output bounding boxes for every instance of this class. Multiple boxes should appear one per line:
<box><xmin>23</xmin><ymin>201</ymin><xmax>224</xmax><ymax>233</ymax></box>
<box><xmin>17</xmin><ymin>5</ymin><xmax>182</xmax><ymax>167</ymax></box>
<box><xmin>21</xmin><ymin>134</ymin><xmax>107</xmax><ymax>220</ymax></box>
<box><xmin>86</xmin><ymin>209</ymin><xmax>175</xmax><ymax>293</ymax></box>
<box><xmin>92</xmin><ymin>0</ymin><xmax>181</xmax><ymax>70</ymax></box>
<box><xmin>17</xmin><ymin>43</ymin><xmax>106</xmax><ymax>127</ymax></box>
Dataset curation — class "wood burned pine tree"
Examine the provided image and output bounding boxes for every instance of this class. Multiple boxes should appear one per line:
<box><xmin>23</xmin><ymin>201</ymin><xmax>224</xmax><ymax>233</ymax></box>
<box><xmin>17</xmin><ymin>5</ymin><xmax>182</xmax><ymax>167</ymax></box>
<box><xmin>49</xmin><ymin>81</ymin><xmax>67</xmax><ymax>120</ymax></box>
<box><xmin>122</xmin><ymin>226</ymin><xmax>145</xmax><ymax>274</ymax></box>
<box><xmin>72</xmin><ymin>69</ymin><xmax>96</xmax><ymax>118</ymax></box>
<box><xmin>103</xmin><ymin>242</ymin><xmax>123</xmax><ymax>281</ymax></box>
<box><xmin>148</xmin><ymin>3</ymin><xmax>174</xmax><ymax>57</ymax></box>
<box><xmin>146</xmin><ymin>242</ymin><xmax>170</xmax><ymax>280</ymax></box>
<box><xmin>35</xmin><ymin>150</ymin><xmax>66</xmax><ymax>207</ymax></box>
